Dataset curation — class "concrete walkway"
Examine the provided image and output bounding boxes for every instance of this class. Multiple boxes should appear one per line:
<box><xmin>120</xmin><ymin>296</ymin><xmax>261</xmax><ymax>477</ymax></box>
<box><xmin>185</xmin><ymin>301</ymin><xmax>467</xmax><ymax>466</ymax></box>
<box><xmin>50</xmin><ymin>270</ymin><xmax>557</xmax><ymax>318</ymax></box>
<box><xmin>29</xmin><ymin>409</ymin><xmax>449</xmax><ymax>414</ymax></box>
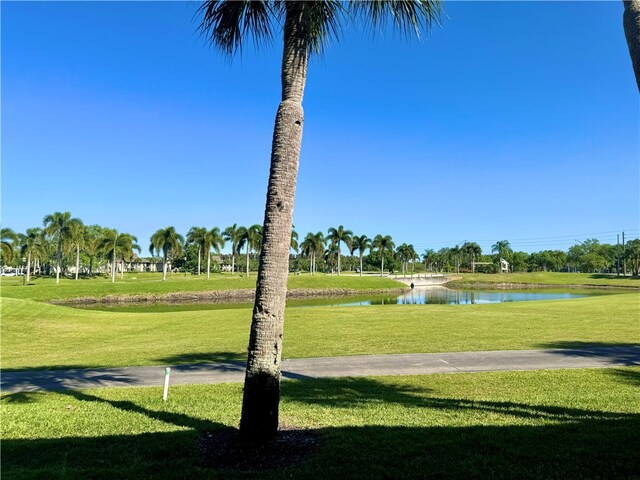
<box><xmin>3</xmin><ymin>346</ymin><xmax>639</xmax><ymax>393</ymax></box>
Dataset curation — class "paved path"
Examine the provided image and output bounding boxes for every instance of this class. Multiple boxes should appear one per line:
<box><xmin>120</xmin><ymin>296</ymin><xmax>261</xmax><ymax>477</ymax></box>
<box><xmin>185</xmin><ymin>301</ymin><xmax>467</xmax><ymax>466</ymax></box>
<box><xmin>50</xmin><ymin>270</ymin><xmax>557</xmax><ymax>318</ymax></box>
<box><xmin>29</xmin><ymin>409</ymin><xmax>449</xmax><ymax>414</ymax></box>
<box><xmin>3</xmin><ymin>346</ymin><xmax>639</xmax><ymax>393</ymax></box>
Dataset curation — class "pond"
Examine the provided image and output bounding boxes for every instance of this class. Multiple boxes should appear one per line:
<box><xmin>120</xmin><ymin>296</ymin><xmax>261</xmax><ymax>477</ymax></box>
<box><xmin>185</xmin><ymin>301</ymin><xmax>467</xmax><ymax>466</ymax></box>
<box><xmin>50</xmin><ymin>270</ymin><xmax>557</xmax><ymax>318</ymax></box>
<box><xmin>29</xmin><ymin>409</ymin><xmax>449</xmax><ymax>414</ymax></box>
<box><xmin>322</xmin><ymin>287</ymin><xmax>592</xmax><ymax>307</ymax></box>
<box><xmin>71</xmin><ymin>287</ymin><xmax>605</xmax><ymax>313</ymax></box>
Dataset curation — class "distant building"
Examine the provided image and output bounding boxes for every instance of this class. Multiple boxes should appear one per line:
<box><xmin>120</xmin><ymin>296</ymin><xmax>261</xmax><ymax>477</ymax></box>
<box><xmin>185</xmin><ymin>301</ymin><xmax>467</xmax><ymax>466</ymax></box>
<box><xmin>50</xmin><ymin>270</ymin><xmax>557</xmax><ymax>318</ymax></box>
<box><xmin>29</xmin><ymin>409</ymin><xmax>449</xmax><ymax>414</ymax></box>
<box><xmin>500</xmin><ymin>258</ymin><xmax>509</xmax><ymax>273</ymax></box>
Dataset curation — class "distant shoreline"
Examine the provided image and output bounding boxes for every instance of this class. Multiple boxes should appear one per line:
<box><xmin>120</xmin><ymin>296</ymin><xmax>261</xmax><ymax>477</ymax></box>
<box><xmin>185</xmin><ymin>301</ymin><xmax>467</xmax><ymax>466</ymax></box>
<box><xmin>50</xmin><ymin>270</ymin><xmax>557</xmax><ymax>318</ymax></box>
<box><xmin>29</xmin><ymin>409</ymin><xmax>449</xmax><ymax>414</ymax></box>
<box><xmin>51</xmin><ymin>287</ymin><xmax>408</xmax><ymax>306</ymax></box>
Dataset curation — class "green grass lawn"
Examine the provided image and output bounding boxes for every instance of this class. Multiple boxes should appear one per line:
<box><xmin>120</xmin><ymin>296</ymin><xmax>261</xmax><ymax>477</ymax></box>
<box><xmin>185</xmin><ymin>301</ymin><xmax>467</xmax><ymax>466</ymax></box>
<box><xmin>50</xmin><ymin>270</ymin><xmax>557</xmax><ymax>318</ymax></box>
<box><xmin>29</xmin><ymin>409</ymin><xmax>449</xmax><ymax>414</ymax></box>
<box><xmin>3</xmin><ymin>293</ymin><xmax>638</xmax><ymax>370</ymax></box>
<box><xmin>448</xmin><ymin>271</ymin><xmax>640</xmax><ymax>288</ymax></box>
<box><xmin>0</xmin><ymin>272</ymin><xmax>404</xmax><ymax>302</ymax></box>
<box><xmin>2</xmin><ymin>367</ymin><xmax>638</xmax><ymax>479</ymax></box>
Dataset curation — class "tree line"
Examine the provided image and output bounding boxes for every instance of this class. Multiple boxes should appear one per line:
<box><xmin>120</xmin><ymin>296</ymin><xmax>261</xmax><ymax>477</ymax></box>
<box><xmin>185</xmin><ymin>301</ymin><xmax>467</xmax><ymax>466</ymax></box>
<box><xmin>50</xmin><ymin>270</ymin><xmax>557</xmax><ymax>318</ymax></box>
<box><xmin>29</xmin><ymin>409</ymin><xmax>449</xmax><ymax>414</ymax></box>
<box><xmin>1</xmin><ymin>211</ymin><xmax>638</xmax><ymax>282</ymax></box>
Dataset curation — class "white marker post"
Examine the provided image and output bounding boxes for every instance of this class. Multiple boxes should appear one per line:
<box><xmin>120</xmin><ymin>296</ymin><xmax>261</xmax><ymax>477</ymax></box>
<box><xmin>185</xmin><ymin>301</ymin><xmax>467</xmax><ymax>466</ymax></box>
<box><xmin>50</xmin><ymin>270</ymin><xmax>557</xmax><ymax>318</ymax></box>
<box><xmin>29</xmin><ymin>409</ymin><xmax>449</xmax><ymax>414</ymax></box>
<box><xmin>163</xmin><ymin>367</ymin><xmax>171</xmax><ymax>401</ymax></box>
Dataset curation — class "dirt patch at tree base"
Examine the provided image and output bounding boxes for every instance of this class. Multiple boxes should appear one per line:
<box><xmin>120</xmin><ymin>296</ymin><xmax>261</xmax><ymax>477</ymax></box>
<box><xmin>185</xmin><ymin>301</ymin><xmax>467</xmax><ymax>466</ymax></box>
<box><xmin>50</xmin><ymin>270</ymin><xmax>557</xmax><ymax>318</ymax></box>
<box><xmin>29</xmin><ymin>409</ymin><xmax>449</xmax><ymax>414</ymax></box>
<box><xmin>198</xmin><ymin>426</ymin><xmax>322</xmax><ymax>472</ymax></box>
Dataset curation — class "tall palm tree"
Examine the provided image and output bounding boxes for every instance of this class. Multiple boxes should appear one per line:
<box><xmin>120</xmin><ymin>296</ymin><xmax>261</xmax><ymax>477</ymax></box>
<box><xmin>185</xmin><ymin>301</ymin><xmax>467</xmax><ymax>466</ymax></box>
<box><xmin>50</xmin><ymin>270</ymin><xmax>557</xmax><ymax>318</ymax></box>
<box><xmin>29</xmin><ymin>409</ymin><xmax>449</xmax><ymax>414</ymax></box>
<box><xmin>327</xmin><ymin>225</ymin><xmax>352</xmax><ymax>275</ymax></box>
<box><xmin>43</xmin><ymin>211</ymin><xmax>81</xmax><ymax>284</ymax></box>
<box><xmin>83</xmin><ymin>225</ymin><xmax>104</xmax><ymax>276</ymax></box>
<box><xmin>310</xmin><ymin>231</ymin><xmax>326</xmax><ymax>275</ymax></box>
<box><xmin>150</xmin><ymin>227</ymin><xmax>184</xmax><ymax>281</ymax></box>
<box><xmin>300</xmin><ymin>233</ymin><xmax>315</xmax><ymax>274</ymax></box>
<box><xmin>351</xmin><ymin>235</ymin><xmax>371</xmax><ymax>275</ymax></box>
<box><xmin>99</xmin><ymin>229</ymin><xmax>140</xmax><ymax>282</ymax></box>
<box><xmin>223</xmin><ymin>224</ymin><xmax>242</xmax><ymax>273</ymax></box>
<box><xmin>238</xmin><ymin>224</ymin><xmax>262</xmax><ymax>276</ymax></box>
<box><xmin>1</xmin><ymin>227</ymin><xmax>18</xmax><ymax>266</ymax></box>
<box><xmin>199</xmin><ymin>0</ymin><xmax>441</xmax><ymax>442</ymax></box>
<box><xmin>624</xmin><ymin>0</ymin><xmax>640</xmax><ymax>90</ymax></box>
<box><xmin>187</xmin><ymin>226</ymin><xmax>208</xmax><ymax>275</ymax></box>
<box><xmin>373</xmin><ymin>234</ymin><xmax>395</xmax><ymax>277</ymax></box>
<box><xmin>118</xmin><ymin>233</ymin><xmax>141</xmax><ymax>279</ymax></box>
<box><xmin>204</xmin><ymin>227</ymin><xmax>225</xmax><ymax>279</ymax></box>
<box><xmin>19</xmin><ymin>228</ymin><xmax>46</xmax><ymax>282</ymax></box>
<box><xmin>67</xmin><ymin>219</ymin><xmax>85</xmax><ymax>280</ymax></box>
<box><xmin>396</xmin><ymin>243</ymin><xmax>410</xmax><ymax>275</ymax></box>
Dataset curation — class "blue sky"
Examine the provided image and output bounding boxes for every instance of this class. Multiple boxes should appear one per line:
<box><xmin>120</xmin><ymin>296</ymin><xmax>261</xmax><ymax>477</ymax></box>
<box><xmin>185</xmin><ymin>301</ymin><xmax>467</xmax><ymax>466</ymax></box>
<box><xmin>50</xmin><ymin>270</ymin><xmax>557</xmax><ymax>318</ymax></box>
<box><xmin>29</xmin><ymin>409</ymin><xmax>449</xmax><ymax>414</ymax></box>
<box><xmin>2</xmin><ymin>1</ymin><xmax>638</xmax><ymax>255</ymax></box>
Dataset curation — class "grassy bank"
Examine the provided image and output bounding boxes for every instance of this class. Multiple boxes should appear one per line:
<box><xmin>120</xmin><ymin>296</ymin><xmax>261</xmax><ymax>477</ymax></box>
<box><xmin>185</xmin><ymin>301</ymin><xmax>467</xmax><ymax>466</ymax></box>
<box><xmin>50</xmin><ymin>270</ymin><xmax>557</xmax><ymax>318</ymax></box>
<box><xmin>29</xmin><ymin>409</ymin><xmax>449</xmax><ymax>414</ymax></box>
<box><xmin>0</xmin><ymin>273</ymin><xmax>404</xmax><ymax>303</ymax></box>
<box><xmin>447</xmin><ymin>272</ymin><xmax>640</xmax><ymax>288</ymax></box>
<box><xmin>2</xmin><ymin>367</ymin><xmax>638</xmax><ymax>479</ymax></box>
<box><xmin>3</xmin><ymin>293</ymin><xmax>638</xmax><ymax>370</ymax></box>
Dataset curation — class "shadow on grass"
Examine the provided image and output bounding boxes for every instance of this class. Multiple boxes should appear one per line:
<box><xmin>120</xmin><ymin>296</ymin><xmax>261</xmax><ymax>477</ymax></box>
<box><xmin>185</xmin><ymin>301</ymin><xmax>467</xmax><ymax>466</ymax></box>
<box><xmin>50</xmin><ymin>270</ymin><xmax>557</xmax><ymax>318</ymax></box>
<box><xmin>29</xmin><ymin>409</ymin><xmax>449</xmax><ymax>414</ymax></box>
<box><xmin>159</xmin><ymin>351</ymin><xmax>246</xmax><ymax>366</ymax></box>
<box><xmin>159</xmin><ymin>352</ymin><xmax>313</xmax><ymax>381</ymax></box>
<box><xmin>536</xmin><ymin>341</ymin><xmax>640</xmax><ymax>366</ymax></box>
<box><xmin>1</xmin><ymin>368</ymin><xmax>137</xmax><ymax>393</ymax></box>
<box><xmin>609</xmin><ymin>368</ymin><xmax>640</xmax><ymax>387</ymax></box>
<box><xmin>3</xmin><ymin>376</ymin><xmax>639</xmax><ymax>479</ymax></box>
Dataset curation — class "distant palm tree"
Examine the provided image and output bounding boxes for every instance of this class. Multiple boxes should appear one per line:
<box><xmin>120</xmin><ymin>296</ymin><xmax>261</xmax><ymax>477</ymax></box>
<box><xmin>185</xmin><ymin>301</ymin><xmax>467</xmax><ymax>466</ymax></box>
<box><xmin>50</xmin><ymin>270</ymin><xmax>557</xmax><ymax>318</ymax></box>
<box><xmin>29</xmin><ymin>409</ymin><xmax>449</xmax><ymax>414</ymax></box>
<box><xmin>223</xmin><ymin>224</ymin><xmax>243</xmax><ymax>274</ymax></box>
<box><xmin>396</xmin><ymin>243</ymin><xmax>410</xmax><ymax>275</ymax></box>
<box><xmin>324</xmin><ymin>242</ymin><xmax>340</xmax><ymax>272</ymax></box>
<box><xmin>187</xmin><ymin>226</ymin><xmax>207</xmax><ymax>275</ymax></box>
<box><xmin>300</xmin><ymin>234</ymin><xmax>314</xmax><ymax>274</ymax></box>
<box><xmin>67</xmin><ymin>219</ymin><xmax>85</xmax><ymax>280</ymax></box>
<box><xmin>150</xmin><ymin>227</ymin><xmax>184</xmax><ymax>281</ymax></box>
<box><xmin>491</xmin><ymin>240</ymin><xmax>512</xmax><ymax>258</ymax></box>
<box><xmin>238</xmin><ymin>224</ymin><xmax>262</xmax><ymax>276</ymax></box>
<box><xmin>1</xmin><ymin>227</ymin><xmax>18</xmax><ymax>265</ymax></box>
<box><xmin>373</xmin><ymin>234</ymin><xmax>395</xmax><ymax>277</ymax></box>
<box><xmin>204</xmin><ymin>227</ymin><xmax>225</xmax><ymax>279</ymax></box>
<box><xmin>462</xmin><ymin>241</ymin><xmax>482</xmax><ymax>271</ymax></box>
<box><xmin>422</xmin><ymin>248</ymin><xmax>436</xmax><ymax>272</ymax></box>
<box><xmin>99</xmin><ymin>229</ymin><xmax>140</xmax><ymax>282</ymax></box>
<box><xmin>327</xmin><ymin>226</ymin><xmax>352</xmax><ymax>275</ymax></box>
<box><xmin>83</xmin><ymin>225</ymin><xmax>104</xmax><ymax>276</ymax></box>
<box><xmin>351</xmin><ymin>235</ymin><xmax>371</xmax><ymax>276</ymax></box>
<box><xmin>118</xmin><ymin>233</ymin><xmax>141</xmax><ymax>279</ymax></box>
<box><xmin>199</xmin><ymin>0</ymin><xmax>442</xmax><ymax>442</ymax></box>
<box><xmin>43</xmin><ymin>211</ymin><xmax>81</xmax><ymax>284</ymax></box>
<box><xmin>19</xmin><ymin>228</ymin><xmax>45</xmax><ymax>282</ymax></box>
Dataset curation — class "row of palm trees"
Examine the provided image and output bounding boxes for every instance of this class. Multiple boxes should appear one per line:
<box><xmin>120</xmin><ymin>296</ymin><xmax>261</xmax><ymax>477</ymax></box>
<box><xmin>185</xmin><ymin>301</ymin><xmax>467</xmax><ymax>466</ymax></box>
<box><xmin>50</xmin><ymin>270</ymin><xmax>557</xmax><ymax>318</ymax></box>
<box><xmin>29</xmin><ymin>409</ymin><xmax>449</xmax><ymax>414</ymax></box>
<box><xmin>3</xmin><ymin>215</ymin><xmax>637</xmax><ymax>280</ymax></box>
<box><xmin>1</xmin><ymin>214</ymin><xmax>409</xmax><ymax>281</ymax></box>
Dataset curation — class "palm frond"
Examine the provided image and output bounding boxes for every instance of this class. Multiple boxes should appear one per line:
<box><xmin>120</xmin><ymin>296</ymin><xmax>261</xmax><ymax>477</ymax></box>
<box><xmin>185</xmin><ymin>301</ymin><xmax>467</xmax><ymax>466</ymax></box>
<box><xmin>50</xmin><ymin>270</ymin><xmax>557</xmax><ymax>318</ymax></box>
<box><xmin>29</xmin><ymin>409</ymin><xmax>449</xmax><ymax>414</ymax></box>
<box><xmin>352</xmin><ymin>0</ymin><xmax>442</xmax><ymax>40</ymax></box>
<box><xmin>297</xmin><ymin>0</ymin><xmax>345</xmax><ymax>55</ymax></box>
<box><xmin>198</xmin><ymin>0</ymin><xmax>276</xmax><ymax>56</ymax></box>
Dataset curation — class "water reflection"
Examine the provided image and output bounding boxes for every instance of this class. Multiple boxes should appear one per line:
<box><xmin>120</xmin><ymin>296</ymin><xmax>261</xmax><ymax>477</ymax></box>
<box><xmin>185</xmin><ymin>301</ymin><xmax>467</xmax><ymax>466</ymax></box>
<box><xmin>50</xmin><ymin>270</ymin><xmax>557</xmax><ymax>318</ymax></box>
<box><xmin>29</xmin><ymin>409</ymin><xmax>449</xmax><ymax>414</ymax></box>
<box><xmin>314</xmin><ymin>287</ymin><xmax>590</xmax><ymax>307</ymax></box>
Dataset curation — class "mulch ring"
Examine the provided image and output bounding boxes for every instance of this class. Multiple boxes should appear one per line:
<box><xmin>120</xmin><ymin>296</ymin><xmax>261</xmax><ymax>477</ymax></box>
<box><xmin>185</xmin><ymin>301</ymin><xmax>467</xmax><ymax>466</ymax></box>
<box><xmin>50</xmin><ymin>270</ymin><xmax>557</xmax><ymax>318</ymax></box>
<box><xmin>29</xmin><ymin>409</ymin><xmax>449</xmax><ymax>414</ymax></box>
<box><xmin>198</xmin><ymin>425</ymin><xmax>322</xmax><ymax>472</ymax></box>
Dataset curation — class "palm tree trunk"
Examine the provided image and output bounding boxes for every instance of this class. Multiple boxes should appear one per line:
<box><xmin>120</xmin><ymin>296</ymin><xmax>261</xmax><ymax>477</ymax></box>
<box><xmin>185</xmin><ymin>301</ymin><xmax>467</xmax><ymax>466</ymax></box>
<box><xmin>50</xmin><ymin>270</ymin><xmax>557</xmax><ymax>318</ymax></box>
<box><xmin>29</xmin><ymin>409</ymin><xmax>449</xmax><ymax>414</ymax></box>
<box><xmin>337</xmin><ymin>245</ymin><xmax>341</xmax><ymax>275</ymax></box>
<box><xmin>162</xmin><ymin>253</ymin><xmax>167</xmax><ymax>281</ymax></box>
<box><xmin>246</xmin><ymin>245</ymin><xmax>250</xmax><ymax>276</ymax></box>
<box><xmin>74</xmin><ymin>245</ymin><xmax>80</xmax><ymax>280</ymax></box>
<box><xmin>121</xmin><ymin>260</ymin><xmax>125</xmax><ymax>279</ymax></box>
<box><xmin>360</xmin><ymin>254</ymin><xmax>363</xmax><ymax>276</ymax></box>
<box><xmin>55</xmin><ymin>242</ymin><xmax>61</xmax><ymax>284</ymax></box>
<box><xmin>231</xmin><ymin>251</ymin><xmax>235</xmax><ymax>273</ymax></box>
<box><xmin>240</xmin><ymin>4</ymin><xmax>308</xmax><ymax>443</ymax></box>
<box><xmin>197</xmin><ymin>246</ymin><xmax>202</xmax><ymax>276</ymax></box>
<box><xmin>624</xmin><ymin>0</ymin><xmax>640</xmax><ymax>90</ymax></box>
<box><xmin>207</xmin><ymin>251</ymin><xmax>211</xmax><ymax>280</ymax></box>
<box><xmin>381</xmin><ymin>252</ymin><xmax>385</xmax><ymax>277</ymax></box>
<box><xmin>111</xmin><ymin>255</ymin><xmax>116</xmax><ymax>283</ymax></box>
<box><xmin>26</xmin><ymin>252</ymin><xmax>31</xmax><ymax>283</ymax></box>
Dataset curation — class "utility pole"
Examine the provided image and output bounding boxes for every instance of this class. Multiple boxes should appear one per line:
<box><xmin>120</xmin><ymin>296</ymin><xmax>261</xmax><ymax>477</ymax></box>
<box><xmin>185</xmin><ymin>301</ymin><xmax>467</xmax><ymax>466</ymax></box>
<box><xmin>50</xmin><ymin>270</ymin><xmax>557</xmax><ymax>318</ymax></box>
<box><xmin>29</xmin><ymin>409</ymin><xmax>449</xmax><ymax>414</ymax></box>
<box><xmin>622</xmin><ymin>231</ymin><xmax>627</xmax><ymax>276</ymax></box>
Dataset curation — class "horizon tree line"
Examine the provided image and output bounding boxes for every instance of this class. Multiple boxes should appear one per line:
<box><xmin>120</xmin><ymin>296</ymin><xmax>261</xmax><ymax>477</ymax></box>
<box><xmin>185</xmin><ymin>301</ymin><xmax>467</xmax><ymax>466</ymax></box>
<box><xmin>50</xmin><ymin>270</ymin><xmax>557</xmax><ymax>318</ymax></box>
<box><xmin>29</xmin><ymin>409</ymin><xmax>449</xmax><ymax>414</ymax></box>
<box><xmin>2</xmin><ymin>212</ymin><xmax>639</xmax><ymax>281</ymax></box>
